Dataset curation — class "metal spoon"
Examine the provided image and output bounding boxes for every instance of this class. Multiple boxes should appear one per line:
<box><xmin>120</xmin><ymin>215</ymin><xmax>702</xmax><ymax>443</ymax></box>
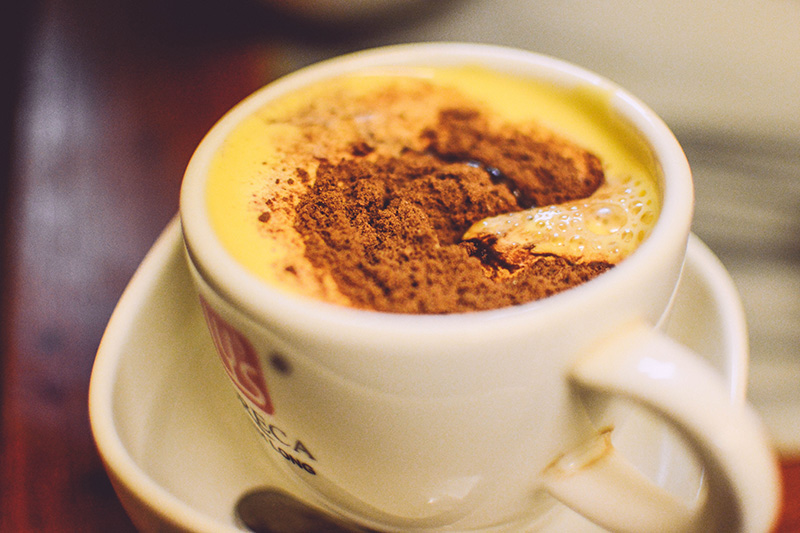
<box><xmin>235</xmin><ymin>487</ymin><xmax>377</xmax><ymax>533</ymax></box>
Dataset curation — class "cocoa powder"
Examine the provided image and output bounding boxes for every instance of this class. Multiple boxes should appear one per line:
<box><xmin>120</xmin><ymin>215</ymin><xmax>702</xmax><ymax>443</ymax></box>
<box><xmin>293</xmin><ymin>107</ymin><xmax>612</xmax><ymax>314</ymax></box>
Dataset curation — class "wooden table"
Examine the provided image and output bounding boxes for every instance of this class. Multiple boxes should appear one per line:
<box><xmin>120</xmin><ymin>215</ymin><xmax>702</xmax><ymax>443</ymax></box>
<box><xmin>1</xmin><ymin>0</ymin><xmax>797</xmax><ymax>530</ymax></box>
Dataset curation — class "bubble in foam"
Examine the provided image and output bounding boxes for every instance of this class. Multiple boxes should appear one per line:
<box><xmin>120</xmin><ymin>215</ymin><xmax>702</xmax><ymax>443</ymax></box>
<box><xmin>464</xmin><ymin>174</ymin><xmax>659</xmax><ymax>264</ymax></box>
<box><xmin>585</xmin><ymin>203</ymin><xmax>627</xmax><ymax>236</ymax></box>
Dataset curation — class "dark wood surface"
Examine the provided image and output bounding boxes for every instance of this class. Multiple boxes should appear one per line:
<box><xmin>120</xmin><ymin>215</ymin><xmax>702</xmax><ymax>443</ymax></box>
<box><xmin>1</xmin><ymin>0</ymin><xmax>797</xmax><ymax>531</ymax></box>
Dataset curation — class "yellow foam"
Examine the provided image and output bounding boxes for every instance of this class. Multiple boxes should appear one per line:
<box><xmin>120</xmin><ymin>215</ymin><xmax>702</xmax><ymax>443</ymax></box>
<box><xmin>206</xmin><ymin>65</ymin><xmax>661</xmax><ymax>292</ymax></box>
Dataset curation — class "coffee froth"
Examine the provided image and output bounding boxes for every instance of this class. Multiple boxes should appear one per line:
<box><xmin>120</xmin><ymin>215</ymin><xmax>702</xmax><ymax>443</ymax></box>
<box><xmin>206</xmin><ymin>66</ymin><xmax>660</xmax><ymax>312</ymax></box>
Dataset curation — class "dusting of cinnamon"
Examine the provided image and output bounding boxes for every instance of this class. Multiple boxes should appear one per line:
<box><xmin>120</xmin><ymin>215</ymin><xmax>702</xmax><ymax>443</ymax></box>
<box><xmin>293</xmin><ymin>108</ymin><xmax>612</xmax><ymax>314</ymax></box>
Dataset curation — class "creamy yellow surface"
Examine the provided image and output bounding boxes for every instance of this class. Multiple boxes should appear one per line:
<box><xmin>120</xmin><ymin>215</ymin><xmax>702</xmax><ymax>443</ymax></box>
<box><xmin>206</xmin><ymin>66</ymin><xmax>660</xmax><ymax>301</ymax></box>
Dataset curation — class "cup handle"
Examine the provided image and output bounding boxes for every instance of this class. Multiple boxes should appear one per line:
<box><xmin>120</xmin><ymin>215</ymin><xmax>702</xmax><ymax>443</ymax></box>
<box><xmin>542</xmin><ymin>321</ymin><xmax>781</xmax><ymax>533</ymax></box>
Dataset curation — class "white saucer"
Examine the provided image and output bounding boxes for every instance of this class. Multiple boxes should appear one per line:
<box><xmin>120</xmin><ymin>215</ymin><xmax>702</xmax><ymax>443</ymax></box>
<box><xmin>89</xmin><ymin>217</ymin><xmax>750</xmax><ymax>532</ymax></box>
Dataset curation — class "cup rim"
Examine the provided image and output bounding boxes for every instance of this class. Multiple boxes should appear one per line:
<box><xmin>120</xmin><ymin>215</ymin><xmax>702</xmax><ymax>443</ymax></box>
<box><xmin>179</xmin><ymin>42</ymin><xmax>693</xmax><ymax>335</ymax></box>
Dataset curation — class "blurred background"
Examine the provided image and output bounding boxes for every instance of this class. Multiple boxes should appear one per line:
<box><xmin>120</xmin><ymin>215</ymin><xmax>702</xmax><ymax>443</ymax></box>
<box><xmin>1</xmin><ymin>0</ymin><xmax>798</xmax><ymax>530</ymax></box>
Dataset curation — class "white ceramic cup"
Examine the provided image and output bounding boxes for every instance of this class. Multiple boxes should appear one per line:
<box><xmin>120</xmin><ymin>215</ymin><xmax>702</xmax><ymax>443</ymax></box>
<box><xmin>179</xmin><ymin>43</ymin><xmax>780</xmax><ymax>532</ymax></box>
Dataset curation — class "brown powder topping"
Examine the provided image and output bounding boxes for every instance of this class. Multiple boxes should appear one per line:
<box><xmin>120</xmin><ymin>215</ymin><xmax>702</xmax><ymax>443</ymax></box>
<box><xmin>424</xmin><ymin>108</ymin><xmax>605</xmax><ymax>207</ymax></box>
<box><xmin>292</xmin><ymin>108</ymin><xmax>611</xmax><ymax>314</ymax></box>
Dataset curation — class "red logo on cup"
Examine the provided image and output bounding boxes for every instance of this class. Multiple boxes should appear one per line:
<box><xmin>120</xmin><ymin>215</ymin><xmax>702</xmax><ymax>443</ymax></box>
<box><xmin>199</xmin><ymin>297</ymin><xmax>274</xmax><ymax>414</ymax></box>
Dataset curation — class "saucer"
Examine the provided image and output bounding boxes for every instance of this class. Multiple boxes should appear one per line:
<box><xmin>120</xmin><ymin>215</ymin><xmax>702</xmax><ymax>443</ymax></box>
<box><xmin>89</xmin><ymin>217</ymin><xmax>749</xmax><ymax>532</ymax></box>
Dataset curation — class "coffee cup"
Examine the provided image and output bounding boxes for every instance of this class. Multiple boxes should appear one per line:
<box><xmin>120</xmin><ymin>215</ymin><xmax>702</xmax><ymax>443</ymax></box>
<box><xmin>179</xmin><ymin>43</ymin><xmax>780</xmax><ymax>532</ymax></box>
